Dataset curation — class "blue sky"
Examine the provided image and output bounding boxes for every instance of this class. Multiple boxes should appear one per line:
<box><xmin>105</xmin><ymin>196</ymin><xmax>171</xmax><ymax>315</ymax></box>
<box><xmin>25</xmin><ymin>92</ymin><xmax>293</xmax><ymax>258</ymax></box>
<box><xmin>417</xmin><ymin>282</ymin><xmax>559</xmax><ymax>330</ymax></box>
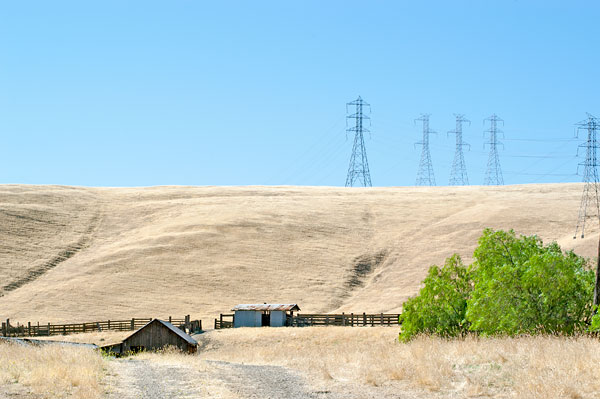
<box><xmin>0</xmin><ymin>1</ymin><xmax>598</xmax><ymax>187</ymax></box>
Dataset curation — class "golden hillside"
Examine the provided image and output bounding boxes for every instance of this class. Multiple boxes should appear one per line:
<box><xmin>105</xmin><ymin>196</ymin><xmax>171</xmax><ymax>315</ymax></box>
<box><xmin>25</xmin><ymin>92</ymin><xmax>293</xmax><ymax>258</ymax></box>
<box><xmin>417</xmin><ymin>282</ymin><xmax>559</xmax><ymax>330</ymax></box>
<box><xmin>0</xmin><ymin>184</ymin><xmax>596</xmax><ymax>324</ymax></box>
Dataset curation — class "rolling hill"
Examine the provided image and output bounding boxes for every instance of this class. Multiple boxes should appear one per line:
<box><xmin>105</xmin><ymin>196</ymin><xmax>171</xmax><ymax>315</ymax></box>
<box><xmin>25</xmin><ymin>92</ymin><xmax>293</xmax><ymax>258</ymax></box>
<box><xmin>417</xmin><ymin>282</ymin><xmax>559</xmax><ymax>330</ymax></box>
<box><xmin>0</xmin><ymin>183</ymin><xmax>597</xmax><ymax>324</ymax></box>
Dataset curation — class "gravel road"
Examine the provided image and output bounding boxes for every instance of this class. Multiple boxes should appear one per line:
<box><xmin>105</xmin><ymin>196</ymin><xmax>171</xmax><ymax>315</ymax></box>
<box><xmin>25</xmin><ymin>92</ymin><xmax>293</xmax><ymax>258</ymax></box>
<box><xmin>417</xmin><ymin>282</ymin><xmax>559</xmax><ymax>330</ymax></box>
<box><xmin>105</xmin><ymin>357</ymin><xmax>368</xmax><ymax>399</ymax></box>
<box><xmin>105</xmin><ymin>358</ymin><xmax>204</xmax><ymax>399</ymax></box>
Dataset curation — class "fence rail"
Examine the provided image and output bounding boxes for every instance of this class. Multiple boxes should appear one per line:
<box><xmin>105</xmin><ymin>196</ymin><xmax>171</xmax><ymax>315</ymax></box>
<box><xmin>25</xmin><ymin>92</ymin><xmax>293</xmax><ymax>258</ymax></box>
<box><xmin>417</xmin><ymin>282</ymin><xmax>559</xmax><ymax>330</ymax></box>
<box><xmin>214</xmin><ymin>314</ymin><xmax>234</xmax><ymax>329</ymax></box>
<box><xmin>292</xmin><ymin>313</ymin><xmax>400</xmax><ymax>327</ymax></box>
<box><xmin>1</xmin><ymin>315</ymin><xmax>200</xmax><ymax>337</ymax></box>
<box><xmin>214</xmin><ymin>312</ymin><xmax>400</xmax><ymax>329</ymax></box>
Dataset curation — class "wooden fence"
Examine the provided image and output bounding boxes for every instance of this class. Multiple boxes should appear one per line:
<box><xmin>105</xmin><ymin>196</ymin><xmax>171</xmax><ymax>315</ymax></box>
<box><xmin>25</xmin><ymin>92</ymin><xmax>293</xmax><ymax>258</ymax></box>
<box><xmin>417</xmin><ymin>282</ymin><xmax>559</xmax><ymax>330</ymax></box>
<box><xmin>1</xmin><ymin>315</ymin><xmax>202</xmax><ymax>337</ymax></box>
<box><xmin>214</xmin><ymin>312</ymin><xmax>400</xmax><ymax>329</ymax></box>
<box><xmin>292</xmin><ymin>313</ymin><xmax>400</xmax><ymax>327</ymax></box>
<box><xmin>214</xmin><ymin>314</ymin><xmax>234</xmax><ymax>329</ymax></box>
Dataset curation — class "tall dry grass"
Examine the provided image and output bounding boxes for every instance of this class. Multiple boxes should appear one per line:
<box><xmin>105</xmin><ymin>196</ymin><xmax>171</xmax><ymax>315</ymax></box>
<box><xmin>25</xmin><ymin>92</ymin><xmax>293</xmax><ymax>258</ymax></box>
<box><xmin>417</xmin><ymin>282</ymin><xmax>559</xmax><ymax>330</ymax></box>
<box><xmin>0</xmin><ymin>342</ymin><xmax>105</xmax><ymax>399</ymax></box>
<box><xmin>200</xmin><ymin>327</ymin><xmax>600</xmax><ymax>398</ymax></box>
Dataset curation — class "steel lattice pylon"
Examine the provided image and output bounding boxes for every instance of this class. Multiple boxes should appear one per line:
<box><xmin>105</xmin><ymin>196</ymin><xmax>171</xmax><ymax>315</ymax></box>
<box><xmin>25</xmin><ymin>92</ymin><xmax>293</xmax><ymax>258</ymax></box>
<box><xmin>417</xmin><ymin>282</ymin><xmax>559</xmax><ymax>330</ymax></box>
<box><xmin>415</xmin><ymin>114</ymin><xmax>436</xmax><ymax>186</ymax></box>
<box><xmin>448</xmin><ymin>114</ymin><xmax>471</xmax><ymax>185</ymax></box>
<box><xmin>484</xmin><ymin>114</ymin><xmax>504</xmax><ymax>185</ymax></box>
<box><xmin>345</xmin><ymin>96</ymin><xmax>372</xmax><ymax>187</ymax></box>
<box><xmin>573</xmin><ymin>114</ymin><xmax>600</xmax><ymax>239</ymax></box>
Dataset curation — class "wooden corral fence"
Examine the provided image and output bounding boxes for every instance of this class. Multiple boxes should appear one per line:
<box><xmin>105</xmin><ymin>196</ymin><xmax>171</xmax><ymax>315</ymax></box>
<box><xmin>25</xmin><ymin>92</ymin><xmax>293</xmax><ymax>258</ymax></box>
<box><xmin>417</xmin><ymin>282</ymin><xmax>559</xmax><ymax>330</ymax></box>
<box><xmin>1</xmin><ymin>315</ymin><xmax>202</xmax><ymax>337</ymax></box>
<box><xmin>292</xmin><ymin>313</ymin><xmax>401</xmax><ymax>327</ymax></box>
<box><xmin>214</xmin><ymin>312</ymin><xmax>401</xmax><ymax>329</ymax></box>
<box><xmin>214</xmin><ymin>314</ymin><xmax>234</xmax><ymax>329</ymax></box>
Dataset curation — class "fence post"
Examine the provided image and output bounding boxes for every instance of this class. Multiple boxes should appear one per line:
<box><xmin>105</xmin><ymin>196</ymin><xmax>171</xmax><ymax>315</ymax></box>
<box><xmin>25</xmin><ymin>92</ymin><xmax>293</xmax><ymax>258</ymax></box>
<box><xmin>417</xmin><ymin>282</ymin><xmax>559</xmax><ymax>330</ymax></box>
<box><xmin>185</xmin><ymin>315</ymin><xmax>190</xmax><ymax>332</ymax></box>
<box><xmin>169</xmin><ymin>316</ymin><xmax>172</xmax><ymax>324</ymax></box>
<box><xmin>381</xmin><ymin>313</ymin><xmax>384</xmax><ymax>325</ymax></box>
<box><xmin>131</xmin><ymin>318</ymin><xmax>135</xmax><ymax>330</ymax></box>
<box><xmin>214</xmin><ymin>319</ymin><xmax>217</xmax><ymax>329</ymax></box>
<box><xmin>362</xmin><ymin>313</ymin><xmax>366</xmax><ymax>326</ymax></box>
<box><xmin>342</xmin><ymin>312</ymin><xmax>346</xmax><ymax>326</ymax></box>
<box><xmin>28</xmin><ymin>322</ymin><xmax>31</xmax><ymax>336</ymax></box>
<box><xmin>47</xmin><ymin>323</ymin><xmax>50</xmax><ymax>336</ymax></box>
<box><xmin>1</xmin><ymin>322</ymin><xmax>6</xmax><ymax>337</ymax></box>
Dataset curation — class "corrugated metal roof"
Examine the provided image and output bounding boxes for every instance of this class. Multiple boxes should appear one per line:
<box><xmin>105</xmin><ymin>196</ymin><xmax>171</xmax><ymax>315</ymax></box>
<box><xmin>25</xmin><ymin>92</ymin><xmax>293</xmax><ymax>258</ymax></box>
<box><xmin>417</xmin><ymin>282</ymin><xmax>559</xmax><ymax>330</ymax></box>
<box><xmin>232</xmin><ymin>304</ymin><xmax>300</xmax><ymax>311</ymax></box>
<box><xmin>123</xmin><ymin>319</ymin><xmax>197</xmax><ymax>346</ymax></box>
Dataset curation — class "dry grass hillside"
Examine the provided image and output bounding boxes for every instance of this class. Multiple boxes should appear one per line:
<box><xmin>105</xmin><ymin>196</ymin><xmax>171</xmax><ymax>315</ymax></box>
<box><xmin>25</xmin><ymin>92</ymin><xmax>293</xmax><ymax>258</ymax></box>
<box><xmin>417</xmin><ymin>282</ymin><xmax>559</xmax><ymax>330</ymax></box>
<box><xmin>0</xmin><ymin>183</ymin><xmax>597</xmax><ymax>324</ymax></box>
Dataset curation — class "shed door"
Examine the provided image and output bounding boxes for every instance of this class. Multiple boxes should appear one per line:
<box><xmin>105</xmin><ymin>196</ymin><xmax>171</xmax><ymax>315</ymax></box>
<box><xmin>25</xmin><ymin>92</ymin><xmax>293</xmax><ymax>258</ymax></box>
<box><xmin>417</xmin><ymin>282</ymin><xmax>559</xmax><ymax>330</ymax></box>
<box><xmin>270</xmin><ymin>311</ymin><xmax>286</xmax><ymax>327</ymax></box>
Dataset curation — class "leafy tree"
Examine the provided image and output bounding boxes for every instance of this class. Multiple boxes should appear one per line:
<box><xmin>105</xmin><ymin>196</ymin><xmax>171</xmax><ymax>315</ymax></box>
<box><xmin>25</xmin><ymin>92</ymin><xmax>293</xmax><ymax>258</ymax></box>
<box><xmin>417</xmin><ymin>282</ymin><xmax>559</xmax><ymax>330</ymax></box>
<box><xmin>466</xmin><ymin>229</ymin><xmax>594</xmax><ymax>335</ymax></box>
<box><xmin>399</xmin><ymin>254</ymin><xmax>471</xmax><ymax>341</ymax></box>
<box><xmin>399</xmin><ymin>229</ymin><xmax>595</xmax><ymax>340</ymax></box>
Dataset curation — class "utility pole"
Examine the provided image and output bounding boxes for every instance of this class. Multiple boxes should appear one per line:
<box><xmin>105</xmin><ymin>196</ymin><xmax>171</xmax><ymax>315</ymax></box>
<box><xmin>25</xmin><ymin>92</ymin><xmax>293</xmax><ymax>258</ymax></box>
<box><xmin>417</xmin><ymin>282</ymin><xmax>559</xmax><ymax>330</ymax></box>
<box><xmin>345</xmin><ymin>96</ymin><xmax>372</xmax><ymax>187</ymax></box>
<box><xmin>448</xmin><ymin>114</ymin><xmax>471</xmax><ymax>185</ymax></box>
<box><xmin>415</xmin><ymin>114</ymin><xmax>436</xmax><ymax>186</ymax></box>
<box><xmin>572</xmin><ymin>114</ymin><xmax>600</xmax><ymax>309</ymax></box>
<box><xmin>484</xmin><ymin>114</ymin><xmax>504</xmax><ymax>185</ymax></box>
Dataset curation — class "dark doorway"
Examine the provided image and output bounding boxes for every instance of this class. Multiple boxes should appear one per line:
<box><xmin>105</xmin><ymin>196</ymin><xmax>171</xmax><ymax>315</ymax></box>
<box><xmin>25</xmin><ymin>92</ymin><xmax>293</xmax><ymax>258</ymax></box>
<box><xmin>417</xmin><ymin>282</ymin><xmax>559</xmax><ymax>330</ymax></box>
<box><xmin>261</xmin><ymin>311</ymin><xmax>270</xmax><ymax>327</ymax></box>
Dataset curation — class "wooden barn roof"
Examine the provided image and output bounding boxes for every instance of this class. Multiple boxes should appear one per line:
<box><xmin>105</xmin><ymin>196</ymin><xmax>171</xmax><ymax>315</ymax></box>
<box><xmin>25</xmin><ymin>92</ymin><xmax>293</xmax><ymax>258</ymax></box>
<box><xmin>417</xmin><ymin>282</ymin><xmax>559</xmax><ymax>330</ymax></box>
<box><xmin>123</xmin><ymin>319</ymin><xmax>197</xmax><ymax>345</ymax></box>
<box><xmin>232</xmin><ymin>304</ymin><xmax>300</xmax><ymax>311</ymax></box>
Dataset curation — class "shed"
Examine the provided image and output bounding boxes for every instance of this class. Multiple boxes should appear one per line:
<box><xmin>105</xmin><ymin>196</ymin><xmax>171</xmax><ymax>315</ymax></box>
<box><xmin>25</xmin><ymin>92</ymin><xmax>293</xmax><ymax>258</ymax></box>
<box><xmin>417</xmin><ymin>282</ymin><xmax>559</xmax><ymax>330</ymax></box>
<box><xmin>232</xmin><ymin>304</ymin><xmax>300</xmax><ymax>327</ymax></box>
<box><xmin>101</xmin><ymin>319</ymin><xmax>197</xmax><ymax>355</ymax></box>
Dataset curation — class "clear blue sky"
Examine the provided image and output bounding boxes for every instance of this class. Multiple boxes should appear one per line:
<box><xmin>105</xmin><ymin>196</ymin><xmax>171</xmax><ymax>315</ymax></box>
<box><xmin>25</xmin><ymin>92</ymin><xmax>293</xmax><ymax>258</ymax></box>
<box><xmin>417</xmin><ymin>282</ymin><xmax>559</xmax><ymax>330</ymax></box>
<box><xmin>1</xmin><ymin>1</ymin><xmax>598</xmax><ymax>187</ymax></box>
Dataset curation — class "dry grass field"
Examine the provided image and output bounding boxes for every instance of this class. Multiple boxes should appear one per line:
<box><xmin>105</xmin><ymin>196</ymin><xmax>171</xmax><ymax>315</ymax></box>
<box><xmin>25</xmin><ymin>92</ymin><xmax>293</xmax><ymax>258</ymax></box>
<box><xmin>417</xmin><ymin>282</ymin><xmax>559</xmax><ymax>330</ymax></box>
<box><xmin>0</xmin><ymin>183</ymin><xmax>597</xmax><ymax>325</ymax></box>
<box><xmin>198</xmin><ymin>327</ymin><xmax>600</xmax><ymax>398</ymax></box>
<box><xmin>0</xmin><ymin>342</ymin><xmax>105</xmax><ymax>399</ymax></box>
<box><xmin>3</xmin><ymin>329</ymin><xmax>600</xmax><ymax>399</ymax></box>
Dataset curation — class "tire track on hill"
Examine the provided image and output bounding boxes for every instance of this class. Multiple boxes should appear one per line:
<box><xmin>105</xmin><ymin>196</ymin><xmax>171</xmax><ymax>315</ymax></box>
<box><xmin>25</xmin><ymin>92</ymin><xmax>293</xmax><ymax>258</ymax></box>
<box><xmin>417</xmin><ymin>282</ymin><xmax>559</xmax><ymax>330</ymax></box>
<box><xmin>0</xmin><ymin>210</ymin><xmax>103</xmax><ymax>296</ymax></box>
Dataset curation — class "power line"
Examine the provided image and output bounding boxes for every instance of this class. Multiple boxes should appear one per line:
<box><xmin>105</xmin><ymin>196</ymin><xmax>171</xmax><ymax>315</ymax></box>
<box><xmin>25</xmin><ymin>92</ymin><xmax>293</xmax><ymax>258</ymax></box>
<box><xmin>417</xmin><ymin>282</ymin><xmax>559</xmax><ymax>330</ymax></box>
<box><xmin>573</xmin><ymin>113</ymin><xmax>600</xmax><ymax>238</ymax></box>
<box><xmin>345</xmin><ymin>96</ymin><xmax>372</xmax><ymax>187</ymax></box>
<box><xmin>448</xmin><ymin>114</ymin><xmax>470</xmax><ymax>185</ymax></box>
<box><xmin>484</xmin><ymin>114</ymin><xmax>504</xmax><ymax>185</ymax></box>
<box><xmin>414</xmin><ymin>114</ymin><xmax>436</xmax><ymax>186</ymax></box>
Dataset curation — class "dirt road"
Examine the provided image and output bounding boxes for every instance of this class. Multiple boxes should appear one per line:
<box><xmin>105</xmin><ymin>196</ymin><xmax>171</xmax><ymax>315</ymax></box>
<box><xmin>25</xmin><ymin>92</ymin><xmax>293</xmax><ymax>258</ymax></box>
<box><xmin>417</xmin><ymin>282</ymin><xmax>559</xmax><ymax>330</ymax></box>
<box><xmin>105</xmin><ymin>357</ymin><xmax>355</xmax><ymax>399</ymax></box>
<box><xmin>105</xmin><ymin>358</ymin><xmax>204</xmax><ymax>398</ymax></box>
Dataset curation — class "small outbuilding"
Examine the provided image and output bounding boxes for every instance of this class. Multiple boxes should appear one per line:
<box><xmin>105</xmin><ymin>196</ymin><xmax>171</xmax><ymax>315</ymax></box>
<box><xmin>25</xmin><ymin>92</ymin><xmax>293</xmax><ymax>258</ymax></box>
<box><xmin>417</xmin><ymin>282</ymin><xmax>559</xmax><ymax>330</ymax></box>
<box><xmin>101</xmin><ymin>319</ymin><xmax>197</xmax><ymax>355</ymax></box>
<box><xmin>232</xmin><ymin>304</ymin><xmax>300</xmax><ymax>328</ymax></box>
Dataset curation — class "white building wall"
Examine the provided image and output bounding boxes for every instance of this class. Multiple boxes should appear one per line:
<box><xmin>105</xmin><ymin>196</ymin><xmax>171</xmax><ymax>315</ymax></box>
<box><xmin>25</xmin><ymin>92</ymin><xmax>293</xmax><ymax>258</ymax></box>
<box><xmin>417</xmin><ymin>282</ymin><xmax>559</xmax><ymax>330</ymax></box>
<box><xmin>234</xmin><ymin>310</ymin><xmax>262</xmax><ymax>327</ymax></box>
<box><xmin>270</xmin><ymin>311</ymin><xmax>286</xmax><ymax>327</ymax></box>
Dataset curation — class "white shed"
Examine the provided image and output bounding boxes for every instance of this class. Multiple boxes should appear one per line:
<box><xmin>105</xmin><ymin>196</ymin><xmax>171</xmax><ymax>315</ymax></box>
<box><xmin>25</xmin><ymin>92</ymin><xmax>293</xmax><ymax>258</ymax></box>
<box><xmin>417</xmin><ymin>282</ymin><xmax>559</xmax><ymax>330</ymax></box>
<box><xmin>232</xmin><ymin>304</ymin><xmax>300</xmax><ymax>327</ymax></box>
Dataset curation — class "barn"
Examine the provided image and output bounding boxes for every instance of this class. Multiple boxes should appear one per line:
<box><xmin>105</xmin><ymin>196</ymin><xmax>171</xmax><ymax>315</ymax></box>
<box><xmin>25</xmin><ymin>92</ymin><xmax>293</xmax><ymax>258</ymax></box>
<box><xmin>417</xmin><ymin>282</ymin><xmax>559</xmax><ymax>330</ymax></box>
<box><xmin>232</xmin><ymin>304</ymin><xmax>300</xmax><ymax>327</ymax></box>
<box><xmin>101</xmin><ymin>319</ymin><xmax>197</xmax><ymax>355</ymax></box>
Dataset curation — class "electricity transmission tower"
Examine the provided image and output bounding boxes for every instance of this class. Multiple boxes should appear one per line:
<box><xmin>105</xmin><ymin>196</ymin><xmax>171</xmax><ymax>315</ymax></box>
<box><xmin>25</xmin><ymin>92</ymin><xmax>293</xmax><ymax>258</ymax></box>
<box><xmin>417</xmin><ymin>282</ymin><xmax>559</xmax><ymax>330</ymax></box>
<box><xmin>415</xmin><ymin>114</ymin><xmax>436</xmax><ymax>186</ymax></box>
<box><xmin>573</xmin><ymin>114</ymin><xmax>600</xmax><ymax>239</ymax></box>
<box><xmin>448</xmin><ymin>114</ymin><xmax>471</xmax><ymax>185</ymax></box>
<box><xmin>345</xmin><ymin>96</ymin><xmax>372</xmax><ymax>187</ymax></box>
<box><xmin>484</xmin><ymin>114</ymin><xmax>504</xmax><ymax>185</ymax></box>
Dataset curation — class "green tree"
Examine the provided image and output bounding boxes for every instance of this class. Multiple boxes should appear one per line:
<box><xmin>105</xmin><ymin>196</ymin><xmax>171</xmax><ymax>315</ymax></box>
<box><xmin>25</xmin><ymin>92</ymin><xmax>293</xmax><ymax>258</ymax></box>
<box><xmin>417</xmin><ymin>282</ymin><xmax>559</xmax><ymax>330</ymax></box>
<box><xmin>399</xmin><ymin>254</ymin><xmax>471</xmax><ymax>341</ymax></box>
<box><xmin>466</xmin><ymin>229</ymin><xmax>594</xmax><ymax>335</ymax></box>
<box><xmin>399</xmin><ymin>229</ymin><xmax>595</xmax><ymax>340</ymax></box>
